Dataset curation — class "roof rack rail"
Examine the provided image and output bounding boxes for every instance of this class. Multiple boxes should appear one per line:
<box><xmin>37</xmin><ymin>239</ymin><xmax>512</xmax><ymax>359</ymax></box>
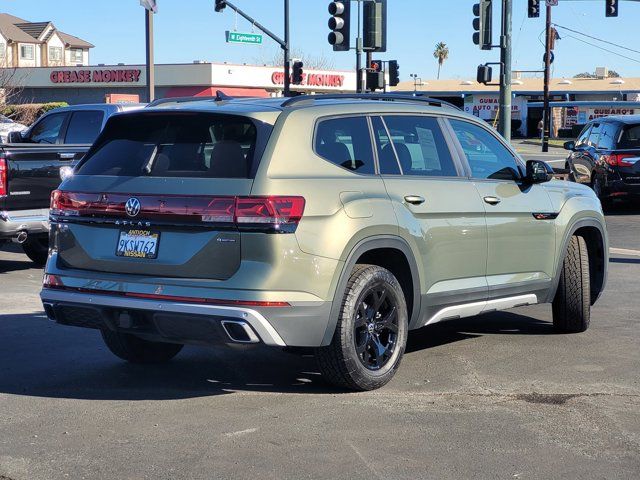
<box><xmin>147</xmin><ymin>91</ymin><xmax>235</xmax><ymax>108</ymax></box>
<box><xmin>280</xmin><ymin>93</ymin><xmax>461</xmax><ymax>110</ymax></box>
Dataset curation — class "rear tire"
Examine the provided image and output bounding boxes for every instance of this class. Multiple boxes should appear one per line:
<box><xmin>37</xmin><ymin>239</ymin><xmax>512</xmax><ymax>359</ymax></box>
<box><xmin>552</xmin><ymin>235</ymin><xmax>591</xmax><ymax>333</ymax></box>
<box><xmin>101</xmin><ymin>330</ymin><xmax>183</xmax><ymax>363</ymax></box>
<box><xmin>591</xmin><ymin>174</ymin><xmax>611</xmax><ymax>209</ymax></box>
<box><xmin>315</xmin><ymin>264</ymin><xmax>408</xmax><ymax>391</ymax></box>
<box><xmin>22</xmin><ymin>236</ymin><xmax>49</xmax><ymax>266</ymax></box>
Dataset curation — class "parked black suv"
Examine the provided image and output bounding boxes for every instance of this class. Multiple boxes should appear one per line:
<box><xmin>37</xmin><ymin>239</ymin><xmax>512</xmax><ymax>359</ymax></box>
<box><xmin>564</xmin><ymin>115</ymin><xmax>640</xmax><ymax>205</ymax></box>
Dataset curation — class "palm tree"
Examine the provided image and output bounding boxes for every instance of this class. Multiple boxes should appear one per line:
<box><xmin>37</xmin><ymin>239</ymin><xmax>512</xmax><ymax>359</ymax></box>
<box><xmin>433</xmin><ymin>42</ymin><xmax>449</xmax><ymax>80</ymax></box>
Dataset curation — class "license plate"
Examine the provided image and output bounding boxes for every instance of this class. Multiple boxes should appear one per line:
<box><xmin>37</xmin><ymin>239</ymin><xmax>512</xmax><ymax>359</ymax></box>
<box><xmin>116</xmin><ymin>229</ymin><xmax>160</xmax><ymax>259</ymax></box>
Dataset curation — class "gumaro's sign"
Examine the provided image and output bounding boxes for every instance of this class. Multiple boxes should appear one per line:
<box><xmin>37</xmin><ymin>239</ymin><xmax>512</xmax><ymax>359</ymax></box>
<box><xmin>50</xmin><ymin>69</ymin><xmax>142</xmax><ymax>84</ymax></box>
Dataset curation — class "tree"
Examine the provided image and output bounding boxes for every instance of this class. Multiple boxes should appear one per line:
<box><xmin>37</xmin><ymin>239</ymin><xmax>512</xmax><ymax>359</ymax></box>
<box><xmin>433</xmin><ymin>42</ymin><xmax>449</xmax><ymax>80</ymax></box>
<box><xmin>255</xmin><ymin>48</ymin><xmax>334</xmax><ymax>70</ymax></box>
<box><xmin>0</xmin><ymin>67</ymin><xmax>25</xmax><ymax>114</ymax></box>
<box><xmin>573</xmin><ymin>70</ymin><xmax>621</xmax><ymax>79</ymax></box>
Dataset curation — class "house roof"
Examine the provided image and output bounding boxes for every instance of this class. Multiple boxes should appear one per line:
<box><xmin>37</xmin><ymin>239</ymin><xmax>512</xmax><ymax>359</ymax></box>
<box><xmin>0</xmin><ymin>13</ymin><xmax>93</xmax><ymax>48</ymax></box>
<box><xmin>0</xmin><ymin>13</ymin><xmax>37</xmax><ymax>43</ymax></box>
<box><xmin>394</xmin><ymin>76</ymin><xmax>640</xmax><ymax>95</ymax></box>
<box><xmin>58</xmin><ymin>31</ymin><xmax>94</xmax><ymax>49</ymax></box>
<box><xmin>14</xmin><ymin>21</ymin><xmax>51</xmax><ymax>40</ymax></box>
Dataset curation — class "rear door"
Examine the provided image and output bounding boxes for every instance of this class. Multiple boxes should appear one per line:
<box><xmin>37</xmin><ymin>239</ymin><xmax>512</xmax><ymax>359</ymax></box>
<box><xmin>4</xmin><ymin>111</ymin><xmax>74</xmax><ymax>211</ymax></box>
<box><xmin>53</xmin><ymin>111</ymin><xmax>269</xmax><ymax>280</ymax></box>
<box><xmin>373</xmin><ymin>114</ymin><xmax>488</xmax><ymax>324</ymax></box>
<box><xmin>447</xmin><ymin>118</ymin><xmax>556</xmax><ymax>301</ymax></box>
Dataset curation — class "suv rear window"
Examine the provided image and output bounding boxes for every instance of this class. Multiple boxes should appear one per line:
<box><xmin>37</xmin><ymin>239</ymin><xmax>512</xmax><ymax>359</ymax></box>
<box><xmin>76</xmin><ymin>112</ymin><xmax>268</xmax><ymax>178</ymax></box>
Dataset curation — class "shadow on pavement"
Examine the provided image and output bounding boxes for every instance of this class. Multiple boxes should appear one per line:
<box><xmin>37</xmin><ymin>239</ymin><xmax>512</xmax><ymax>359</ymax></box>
<box><xmin>0</xmin><ymin>310</ymin><xmax>553</xmax><ymax>400</ymax></box>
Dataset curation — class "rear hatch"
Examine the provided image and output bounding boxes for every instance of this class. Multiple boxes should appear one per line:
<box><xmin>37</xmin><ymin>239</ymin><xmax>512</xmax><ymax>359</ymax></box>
<box><xmin>611</xmin><ymin>124</ymin><xmax>640</xmax><ymax>184</ymax></box>
<box><xmin>51</xmin><ymin>110</ymin><xmax>277</xmax><ymax>280</ymax></box>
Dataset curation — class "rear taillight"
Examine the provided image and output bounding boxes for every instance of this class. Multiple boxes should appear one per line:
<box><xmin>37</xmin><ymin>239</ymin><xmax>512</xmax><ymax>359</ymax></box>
<box><xmin>604</xmin><ymin>154</ymin><xmax>637</xmax><ymax>167</ymax></box>
<box><xmin>0</xmin><ymin>156</ymin><xmax>7</xmax><ymax>197</ymax></box>
<box><xmin>235</xmin><ymin>196</ymin><xmax>305</xmax><ymax>226</ymax></box>
<box><xmin>49</xmin><ymin>191</ymin><xmax>306</xmax><ymax>232</ymax></box>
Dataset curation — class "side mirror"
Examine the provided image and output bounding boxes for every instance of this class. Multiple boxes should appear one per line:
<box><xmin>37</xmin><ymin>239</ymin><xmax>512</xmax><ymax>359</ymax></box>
<box><xmin>7</xmin><ymin>131</ymin><xmax>23</xmax><ymax>143</ymax></box>
<box><xmin>563</xmin><ymin>141</ymin><xmax>575</xmax><ymax>151</ymax></box>
<box><xmin>525</xmin><ymin>160</ymin><xmax>554</xmax><ymax>184</ymax></box>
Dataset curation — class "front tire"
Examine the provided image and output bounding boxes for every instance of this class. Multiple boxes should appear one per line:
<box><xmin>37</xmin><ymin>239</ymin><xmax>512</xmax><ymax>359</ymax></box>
<box><xmin>316</xmin><ymin>264</ymin><xmax>408</xmax><ymax>391</ymax></box>
<box><xmin>101</xmin><ymin>330</ymin><xmax>184</xmax><ymax>363</ymax></box>
<box><xmin>22</xmin><ymin>236</ymin><xmax>49</xmax><ymax>266</ymax></box>
<box><xmin>552</xmin><ymin>235</ymin><xmax>591</xmax><ymax>333</ymax></box>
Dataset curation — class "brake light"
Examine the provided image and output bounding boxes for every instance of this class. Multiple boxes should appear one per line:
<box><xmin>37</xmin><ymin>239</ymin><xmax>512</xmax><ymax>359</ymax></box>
<box><xmin>235</xmin><ymin>196</ymin><xmax>305</xmax><ymax>225</ymax></box>
<box><xmin>0</xmin><ymin>156</ymin><xmax>7</xmax><ymax>197</ymax></box>
<box><xmin>604</xmin><ymin>154</ymin><xmax>636</xmax><ymax>167</ymax></box>
<box><xmin>49</xmin><ymin>191</ymin><xmax>306</xmax><ymax>232</ymax></box>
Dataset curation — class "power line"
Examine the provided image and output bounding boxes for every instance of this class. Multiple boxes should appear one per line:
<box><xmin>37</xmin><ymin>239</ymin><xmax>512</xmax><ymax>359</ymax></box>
<box><xmin>553</xmin><ymin>23</ymin><xmax>640</xmax><ymax>56</ymax></box>
<box><xmin>562</xmin><ymin>34</ymin><xmax>640</xmax><ymax>64</ymax></box>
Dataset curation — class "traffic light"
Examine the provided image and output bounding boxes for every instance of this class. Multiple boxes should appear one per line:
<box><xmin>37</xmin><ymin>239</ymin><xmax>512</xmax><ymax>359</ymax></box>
<box><xmin>328</xmin><ymin>1</ymin><xmax>351</xmax><ymax>52</ymax></box>
<box><xmin>292</xmin><ymin>60</ymin><xmax>304</xmax><ymax>85</ymax></box>
<box><xmin>477</xmin><ymin>65</ymin><xmax>492</xmax><ymax>85</ymax></box>
<box><xmin>388</xmin><ymin>60</ymin><xmax>400</xmax><ymax>87</ymax></box>
<box><xmin>366</xmin><ymin>72</ymin><xmax>384</xmax><ymax>91</ymax></box>
<box><xmin>214</xmin><ymin>0</ymin><xmax>226</xmax><ymax>13</ymax></box>
<box><xmin>363</xmin><ymin>0</ymin><xmax>387</xmax><ymax>52</ymax></box>
<box><xmin>605</xmin><ymin>0</ymin><xmax>619</xmax><ymax>17</ymax></box>
<box><xmin>472</xmin><ymin>1</ymin><xmax>492</xmax><ymax>50</ymax></box>
<box><xmin>528</xmin><ymin>0</ymin><xmax>540</xmax><ymax>18</ymax></box>
<box><xmin>370</xmin><ymin>59</ymin><xmax>382</xmax><ymax>73</ymax></box>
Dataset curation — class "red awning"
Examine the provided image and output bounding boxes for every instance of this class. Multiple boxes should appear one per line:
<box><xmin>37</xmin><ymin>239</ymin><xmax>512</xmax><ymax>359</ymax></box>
<box><xmin>164</xmin><ymin>86</ymin><xmax>270</xmax><ymax>98</ymax></box>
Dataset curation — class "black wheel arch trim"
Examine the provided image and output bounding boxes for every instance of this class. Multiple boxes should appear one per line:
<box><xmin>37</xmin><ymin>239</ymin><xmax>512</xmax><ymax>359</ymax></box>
<box><xmin>546</xmin><ymin>218</ymin><xmax>608</xmax><ymax>304</ymax></box>
<box><xmin>320</xmin><ymin>235</ymin><xmax>422</xmax><ymax>346</ymax></box>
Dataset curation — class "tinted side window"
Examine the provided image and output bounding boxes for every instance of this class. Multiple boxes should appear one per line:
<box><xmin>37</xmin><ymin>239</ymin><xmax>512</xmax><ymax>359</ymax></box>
<box><xmin>28</xmin><ymin>113</ymin><xmax>67</xmax><ymax>144</ymax></box>
<box><xmin>575</xmin><ymin>125</ymin><xmax>592</xmax><ymax>147</ymax></box>
<box><xmin>315</xmin><ymin>116</ymin><xmax>375</xmax><ymax>174</ymax></box>
<box><xmin>587</xmin><ymin>123</ymin><xmax>602</xmax><ymax>147</ymax></box>
<box><xmin>619</xmin><ymin>125</ymin><xmax>640</xmax><ymax>149</ymax></box>
<box><xmin>597</xmin><ymin>123</ymin><xmax>618</xmax><ymax>150</ymax></box>
<box><xmin>450</xmin><ymin>119</ymin><xmax>521</xmax><ymax>181</ymax></box>
<box><xmin>378</xmin><ymin>116</ymin><xmax>456</xmax><ymax>176</ymax></box>
<box><xmin>65</xmin><ymin>111</ymin><xmax>104</xmax><ymax>144</ymax></box>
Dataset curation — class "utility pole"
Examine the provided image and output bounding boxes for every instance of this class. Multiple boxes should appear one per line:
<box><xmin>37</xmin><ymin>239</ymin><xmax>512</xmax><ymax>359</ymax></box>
<box><xmin>355</xmin><ymin>0</ymin><xmax>363</xmax><ymax>93</ymax></box>
<box><xmin>498</xmin><ymin>0</ymin><xmax>512</xmax><ymax>140</ymax></box>
<box><xmin>542</xmin><ymin>3</ymin><xmax>552</xmax><ymax>152</ymax></box>
<box><xmin>144</xmin><ymin>7</ymin><xmax>155</xmax><ymax>102</ymax></box>
<box><xmin>283</xmin><ymin>0</ymin><xmax>291</xmax><ymax>97</ymax></box>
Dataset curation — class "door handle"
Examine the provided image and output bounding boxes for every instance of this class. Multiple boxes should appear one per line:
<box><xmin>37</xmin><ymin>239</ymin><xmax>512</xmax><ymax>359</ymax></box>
<box><xmin>59</xmin><ymin>153</ymin><xmax>76</xmax><ymax>160</ymax></box>
<box><xmin>483</xmin><ymin>196</ymin><xmax>501</xmax><ymax>205</ymax></box>
<box><xmin>404</xmin><ymin>195</ymin><xmax>425</xmax><ymax>205</ymax></box>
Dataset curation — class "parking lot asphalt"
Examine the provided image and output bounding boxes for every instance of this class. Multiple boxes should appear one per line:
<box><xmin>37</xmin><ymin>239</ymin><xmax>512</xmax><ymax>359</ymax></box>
<box><xmin>1</xmin><ymin>204</ymin><xmax>639</xmax><ymax>480</ymax></box>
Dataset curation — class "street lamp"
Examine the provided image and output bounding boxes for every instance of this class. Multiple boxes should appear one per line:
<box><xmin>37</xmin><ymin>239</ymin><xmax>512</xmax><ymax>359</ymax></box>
<box><xmin>410</xmin><ymin>74</ymin><xmax>423</xmax><ymax>92</ymax></box>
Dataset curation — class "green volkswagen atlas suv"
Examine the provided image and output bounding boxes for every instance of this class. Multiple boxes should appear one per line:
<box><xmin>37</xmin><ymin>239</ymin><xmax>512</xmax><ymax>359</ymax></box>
<box><xmin>40</xmin><ymin>94</ymin><xmax>608</xmax><ymax>391</ymax></box>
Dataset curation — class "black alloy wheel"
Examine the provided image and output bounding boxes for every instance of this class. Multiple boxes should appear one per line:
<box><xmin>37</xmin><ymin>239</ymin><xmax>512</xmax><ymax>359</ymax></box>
<box><xmin>353</xmin><ymin>285</ymin><xmax>399</xmax><ymax>371</ymax></box>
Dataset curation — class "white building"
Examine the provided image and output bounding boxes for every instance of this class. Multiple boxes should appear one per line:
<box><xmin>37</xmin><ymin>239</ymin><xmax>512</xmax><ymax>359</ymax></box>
<box><xmin>0</xmin><ymin>13</ymin><xmax>93</xmax><ymax>68</ymax></box>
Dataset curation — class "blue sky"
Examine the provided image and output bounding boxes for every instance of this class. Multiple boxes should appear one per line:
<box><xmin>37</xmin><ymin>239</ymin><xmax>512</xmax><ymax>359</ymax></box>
<box><xmin>4</xmin><ymin>0</ymin><xmax>640</xmax><ymax>79</ymax></box>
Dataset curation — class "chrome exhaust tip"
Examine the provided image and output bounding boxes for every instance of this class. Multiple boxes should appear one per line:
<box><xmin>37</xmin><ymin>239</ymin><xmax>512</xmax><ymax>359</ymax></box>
<box><xmin>221</xmin><ymin>320</ymin><xmax>260</xmax><ymax>343</ymax></box>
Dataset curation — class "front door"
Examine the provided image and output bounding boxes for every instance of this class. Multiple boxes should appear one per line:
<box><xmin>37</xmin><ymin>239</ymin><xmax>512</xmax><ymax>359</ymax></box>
<box><xmin>447</xmin><ymin>118</ymin><xmax>556</xmax><ymax>302</ymax></box>
<box><xmin>372</xmin><ymin>115</ymin><xmax>488</xmax><ymax>327</ymax></box>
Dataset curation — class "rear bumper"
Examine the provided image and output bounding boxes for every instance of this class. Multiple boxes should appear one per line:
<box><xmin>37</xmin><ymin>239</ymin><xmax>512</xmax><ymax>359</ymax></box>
<box><xmin>605</xmin><ymin>171</ymin><xmax>640</xmax><ymax>197</ymax></box>
<box><xmin>40</xmin><ymin>287</ymin><xmax>333</xmax><ymax>348</ymax></box>
<box><xmin>0</xmin><ymin>208</ymin><xmax>49</xmax><ymax>240</ymax></box>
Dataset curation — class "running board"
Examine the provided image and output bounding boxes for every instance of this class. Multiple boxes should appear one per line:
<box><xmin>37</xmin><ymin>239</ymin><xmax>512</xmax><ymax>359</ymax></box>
<box><xmin>422</xmin><ymin>294</ymin><xmax>538</xmax><ymax>327</ymax></box>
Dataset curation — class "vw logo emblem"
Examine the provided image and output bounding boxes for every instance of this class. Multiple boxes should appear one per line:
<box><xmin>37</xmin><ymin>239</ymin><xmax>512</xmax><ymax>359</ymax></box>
<box><xmin>125</xmin><ymin>197</ymin><xmax>141</xmax><ymax>217</ymax></box>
